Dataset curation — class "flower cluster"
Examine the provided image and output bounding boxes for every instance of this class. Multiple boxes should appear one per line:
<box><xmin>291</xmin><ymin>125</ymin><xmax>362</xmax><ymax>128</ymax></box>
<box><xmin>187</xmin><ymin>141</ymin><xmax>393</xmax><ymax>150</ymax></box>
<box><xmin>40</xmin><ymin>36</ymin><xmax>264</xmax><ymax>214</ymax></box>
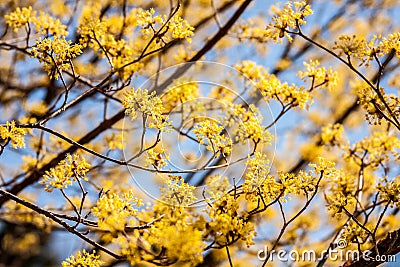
<box><xmin>333</xmin><ymin>32</ymin><xmax>400</xmax><ymax>64</ymax></box>
<box><xmin>243</xmin><ymin>152</ymin><xmax>282</xmax><ymax>202</ymax></box>
<box><xmin>321</xmin><ymin>123</ymin><xmax>345</xmax><ymax>147</ymax></box>
<box><xmin>77</xmin><ymin>6</ymin><xmax>193</xmax><ymax>79</ymax></box>
<box><xmin>309</xmin><ymin>156</ymin><xmax>336</xmax><ymax>175</ymax></box>
<box><xmin>145</xmin><ymin>147</ymin><xmax>169</xmax><ymax>169</ymax></box>
<box><xmin>237</xmin><ymin>61</ymin><xmax>313</xmax><ymax>109</ymax></box>
<box><xmin>135</xmin><ymin>8</ymin><xmax>164</xmax><ymax>32</ymax></box>
<box><xmin>356</xmin><ymin>86</ymin><xmax>399</xmax><ymax>125</ymax></box>
<box><xmin>326</xmin><ymin>192</ymin><xmax>356</xmax><ymax>218</ymax></box>
<box><xmin>0</xmin><ymin>121</ymin><xmax>27</xmax><ymax>149</ymax></box>
<box><xmin>333</xmin><ymin>34</ymin><xmax>368</xmax><ymax>59</ymax></box>
<box><xmin>162</xmin><ymin>80</ymin><xmax>200</xmax><ymax>111</ymax></box>
<box><xmin>78</xmin><ymin>5</ymin><xmax>142</xmax><ymax>79</ymax></box>
<box><xmin>92</xmin><ymin>191</ymin><xmax>142</xmax><ymax>233</ymax></box>
<box><xmin>77</xmin><ymin>4</ymin><xmax>107</xmax><ymax>46</ymax></box>
<box><xmin>31</xmin><ymin>11</ymin><xmax>68</xmax><ymax>36</ymax></box>
<box><xmin>326</xmin><ymin>171</ymin><xmax>357</xmax><ymax>217</ymax></box>
<box><xmin>279</xmin><ymin>170</ymin><xmax>316</xmax><ymax>196</ymax></box>
<box><xmin>380</xmin><ymin>33</ymin><xmax>400</xmax><ymax>58</ymax></box>
<box><xmin>205</xmin><ymin>194</ymin><xmax>256</xmax><ymax>247</ymax></box>
<box><xmin>62</xmin><ymin>250</ymin><xmax>103</xmax><ymax>267</ymax></box>
<box><xmin>40</xmin><ymin>154</ymin><xmax>90</xmax><ymax>192</ymax></box>
<box><xmin>227</xmin><ymin>104</ymin><xmax>273</xmax><ymax>144</ymax></box>
<box><xmin>160</xmin><ymin>176</ymin><xmax>197</xmax><ymax>206</ymax></box>
<box><xmin>205</xmin><ymin>175</ymin><xmax>231</xmax><ymax>199</ymax></box>
<box><xmin>265</xmin><ymin>1</ymin><xmax>313</xmax><ymax>42</ymax></box>
<box><xmin>168</xmin><ymin>15</ymin><xmax>195</xmax><ymax>43</ymax></box>
<box><xmin>377</xmin><ymin>177</ymin><xmax>400</xmax><ymax>207</ymax></box>
<box><xmin>297</xmin><ymin>60</ymin><xmax>338</xmax><ymax>91</ymax></box>
<box><xmin>146</xmin><ymin>205</ymin><xmax>205</xmax><ymax>265</ymax></box>
<box><xmin>344</xmin><ymin>132</ymin><xmax>400</xmax><ymax>170</ymax></box>
<box><xmin>29</xmin><ymin>37</ymin><xmax>82</xmax><ymax>79</ymax></box>
<box><xmin>123</xmin><ymin>87</ymin><xmax>171</xmax><ymax>132</ymax></box>
<box><xmin>193</xmin><ymin>119</ymin><xmax>232</xmax><ymax>158</ymax></box>
<box><xmin>5</xmin><ymin>6</ymin><xmax>67</xmax><ymax>36</ymax></box>
<box><xmin>134</xmin><ymin>8</ymin><xmax>194</xmax><ymax>43</ymax></box>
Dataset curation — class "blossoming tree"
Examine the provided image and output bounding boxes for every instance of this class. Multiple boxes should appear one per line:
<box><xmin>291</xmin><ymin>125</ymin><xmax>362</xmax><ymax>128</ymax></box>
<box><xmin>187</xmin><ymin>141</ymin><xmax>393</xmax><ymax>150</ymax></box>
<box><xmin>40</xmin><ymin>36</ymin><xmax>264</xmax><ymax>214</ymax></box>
<box><xmin>0</xmin><ymin>0</ymin><xmax>399</xmax><ymax>266</ymax></box>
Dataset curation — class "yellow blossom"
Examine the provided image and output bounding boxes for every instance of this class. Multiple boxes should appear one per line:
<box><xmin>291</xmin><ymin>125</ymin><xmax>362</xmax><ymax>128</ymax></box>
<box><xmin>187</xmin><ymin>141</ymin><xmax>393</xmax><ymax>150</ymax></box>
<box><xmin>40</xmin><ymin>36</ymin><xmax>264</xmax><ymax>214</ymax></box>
<box><xmin>237</xmin><ymin>61</ymin><xmax>313</xmax><ymax>109</ymax></box>
<box><xmin>162</xmin><ymin>79</ymin><xmax>200</xmax><ymax>111</ymax></box>
<box><xmin>266</xmin><ymin>1</ymin><xmax>313</xmax><ymax>42</ymax></box>
<box><xmin>297</xmin><ymin>59</ymin><xmax>339</xmax><ymax>91</ymax></box>
<box><xmin>206</xmin><ymin>194</ymin><xmax>256</xmax><ymax>247</ymax></box>
<box><xmin>377</xmin><ymin>176</ymin><xmax>400</xmax><ymax>207</ymax></box>
<box><xmin>40</xmin><ymin>154</ymin><xmax>90</xmax><ymax>192</ymax></box>
<box><xmin>193</xmin><ymin>119</ymin><xmax>232</xmax><ymax>157</ymax></box>
<box><xmin>341</xmin><ymin>222</ymin><xmax>372</xmax><ymax>244</ymax></box>
<box><xmin>244</xmin><ymin>152</ymin><xmax>282</xmax><ymax>202</ymax></box>
<box><xmin>92</xmin><ymin>191</ymin><xmax>142</xmax><ymax>232</ymax></box>
<box><xmin>31</xmin><ymin>11</ymin><xmax>67</xmax><ymax>36</ymax></box>
<box><xmin>29</xmin><ymin>36</ymin><xmax>82</xmax><ymax>79</ymax></box>
<box><xmin>5</xmin><ymin>6</ymin><xmax>35</xmax><ymax>31</ymax></box>
<box><xmin>62</xmin><ymin>250</ymin><xmax>103</xmax><ymax>267</ymax></box>
<box><xmin>345</xmin><ymin>132</ymin><xmax>400</xmax><ymax>169</ymax></box>
<box><xmin>160</xmin><ymin>176</ymin><xmax>196</xmax><ymax>206</ymax></box>
<box><xmin>145</xmin><ymin>147</ymin><xmax>169</xmax><ymax>168</ymax></box>
<box><xmin>227</xmin><ymin>104</ymin><xmax>273</xmax><ymax>144</ymax></box>
<box><xmin>321</xmin><ymin>123</ymin><xmax>345</xmax><ymax>146</ymax></box>
<box><xmin>280</xmin><ymin>170</ymin><xmax>317</xmax><ymax>196</ymax></box>
<box><xmin>5</xmin><ymin>7</ymin><xmax>67</xmax><ymax>36</ymax></box>
<box><xmin>326</xmin><ymin>192</ymin><xmax>356</xmax><ymax>218</ymax></box>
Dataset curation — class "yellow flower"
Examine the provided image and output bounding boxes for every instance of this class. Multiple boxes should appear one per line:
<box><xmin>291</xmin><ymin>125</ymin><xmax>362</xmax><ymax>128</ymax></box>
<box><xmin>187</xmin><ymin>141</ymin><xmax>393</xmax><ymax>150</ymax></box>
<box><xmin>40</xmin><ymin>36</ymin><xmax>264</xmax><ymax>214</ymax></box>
<box><xmin>31</xmin><ymin>11</ymin><xmax>67</xmax><ymax>36</ymax></box>
<box><xmin>104</xmin><ymin>132</ymin><xmax>124</xmax><ymax>151</ymax></box>
<box><xmin>297</xmin><ymin>59</ymin><xmax>339</xmax><ymax>91</ymax></box>
<box><xmin>40</xmin><ymin>154</ymin><xmax>90</xmax><ymax>192</ymax></box>
<box><xmin>168</xmin><ymin>15</ymin><xmax>195</xmax><ymax>43</ymax></box>
<box><xmin>0</xmin><ymin>121</ymin><xmax>27</xmax><ymax>149</ymax></box>
<box><xmin>5</xmin><ymin>7</ymin><xmax>67</xmax><ymax>36</ymax></box>
<box><xmin>333</xmin><ymin>34</ymin><xmax>368</xmax><ymax>59</ymax></box>
<box><xmin>237</xmin><ymin>61</ymin><xmax>313</xmax><ymax>109</ymax></box>
<box><xmin>377</xmin><ymin>177</ymin><xmax>400</xmax><ymax>207</ymax></box>
<box><xmin>92</xmin><ymin>191</ymin><xmax>142</xmax><ymax>232</ymax></box>
<box><xmin>145</xmin><ymin>147</ymin><xmax>169</xmax><ymax>168</ymax></box>
<box><xmin>244</xmin><ymin>152</ymin><xmax>282</xmax><ymax>202</ymax></box>
<box><xmin>62</xmin><ymin>250</ymin><xmax>103</xmax><ymax>267</ymax></box>
<box><xmin>162</xmin><ymin>79</ymin><xmax>200</xmax><ymax>111</ymax></box>
<box><xmin>160</xmin><ymin>176</ymin><xmax>197</xmax><ymax>206</ymax></box>
<box><xmin>206</xmin><ymin>194</ymin><xmax>256</xmax><ymax>247</ymax></box>
<box><xmin>123</xmin><ymin>87</ymin><xmax>171</xmax><ymax>132</ymax></box>
<box><xmin>341</xmin><ymin>222</ymin><xmax>372</xmax><ymax>244</ymax></box>
<box><xmin>5</xmin><ymin>6</ymin><xmax>35</xmax><ymax>31</ymax></box>
<box><xmin>29</xmin><ymin>36</ymin><xmax>82</xmax><ymax>79</ymax></box>
<box><xmin>228</xmin><ymin>104</ymin><xmax>273</xmax><ymax>144</ymax></box>
<box><xmin>266</xmin><ymin>1</ymin><xmax>313</xmax><ymax>42</ymax></box>
<box><xmin>193</xmin><ymin>119</ymin><xmax>232</xmax><ymax>158</ymax></box>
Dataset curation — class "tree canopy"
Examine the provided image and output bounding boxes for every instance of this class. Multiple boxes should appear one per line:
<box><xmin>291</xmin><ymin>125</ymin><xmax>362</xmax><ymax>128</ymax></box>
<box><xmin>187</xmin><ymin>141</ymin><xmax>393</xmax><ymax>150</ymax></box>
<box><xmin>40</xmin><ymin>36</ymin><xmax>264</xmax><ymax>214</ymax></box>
<box><xmin>0</xmin><ymin>0</ymin><xmax>400</xmax><ymax>266</ymax></box>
